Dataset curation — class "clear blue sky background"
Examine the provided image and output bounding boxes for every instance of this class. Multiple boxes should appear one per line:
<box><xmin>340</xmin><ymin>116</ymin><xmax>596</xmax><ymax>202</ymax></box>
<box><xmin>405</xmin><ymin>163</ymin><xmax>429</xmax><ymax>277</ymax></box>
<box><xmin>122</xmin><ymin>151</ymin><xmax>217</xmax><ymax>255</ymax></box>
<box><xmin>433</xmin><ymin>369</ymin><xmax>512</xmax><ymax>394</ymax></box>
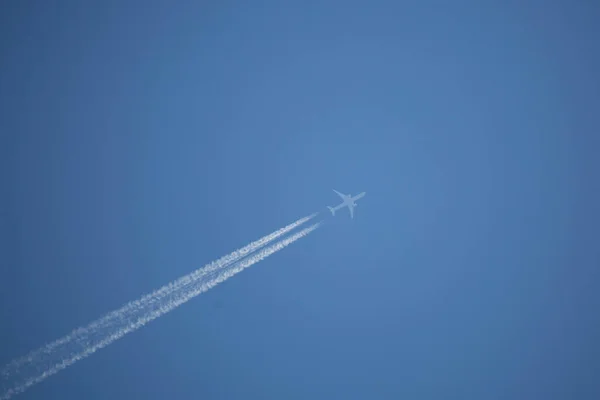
<box><xmin>1</xmin><ymin>1</ymin><xmax>599</xmax><ymax>399</ymax></box>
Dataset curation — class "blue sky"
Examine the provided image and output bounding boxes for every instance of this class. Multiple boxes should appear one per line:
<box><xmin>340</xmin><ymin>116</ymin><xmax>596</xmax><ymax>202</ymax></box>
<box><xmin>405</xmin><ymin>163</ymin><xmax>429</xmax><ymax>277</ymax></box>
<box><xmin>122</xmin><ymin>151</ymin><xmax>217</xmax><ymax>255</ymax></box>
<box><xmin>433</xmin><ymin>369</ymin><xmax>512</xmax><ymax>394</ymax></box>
<box><xmin>1</xmin><ymin>1</ymin><xmax>599</xmax><ymax>399</ymax></box>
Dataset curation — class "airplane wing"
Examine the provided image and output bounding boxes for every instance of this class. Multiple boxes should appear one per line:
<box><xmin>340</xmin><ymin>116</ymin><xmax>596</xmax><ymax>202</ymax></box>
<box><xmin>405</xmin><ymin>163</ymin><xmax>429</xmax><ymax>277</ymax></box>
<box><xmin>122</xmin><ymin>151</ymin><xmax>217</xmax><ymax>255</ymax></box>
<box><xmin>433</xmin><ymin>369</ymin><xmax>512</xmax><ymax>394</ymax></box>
<box><xmin>333</xmin><ymin>189</ymin><xmax>346</xmax><ymax>200</ymax></box>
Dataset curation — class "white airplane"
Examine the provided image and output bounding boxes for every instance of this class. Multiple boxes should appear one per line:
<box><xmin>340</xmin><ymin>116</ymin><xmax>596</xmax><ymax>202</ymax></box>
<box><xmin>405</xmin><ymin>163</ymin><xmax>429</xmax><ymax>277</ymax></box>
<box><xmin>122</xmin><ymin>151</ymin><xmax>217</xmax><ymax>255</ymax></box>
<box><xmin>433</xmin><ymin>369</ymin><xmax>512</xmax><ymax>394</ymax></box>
<box><xmin>327</xmin><ymin>189</ymin><xmax>366</xmax><ymax>219</ymax></box>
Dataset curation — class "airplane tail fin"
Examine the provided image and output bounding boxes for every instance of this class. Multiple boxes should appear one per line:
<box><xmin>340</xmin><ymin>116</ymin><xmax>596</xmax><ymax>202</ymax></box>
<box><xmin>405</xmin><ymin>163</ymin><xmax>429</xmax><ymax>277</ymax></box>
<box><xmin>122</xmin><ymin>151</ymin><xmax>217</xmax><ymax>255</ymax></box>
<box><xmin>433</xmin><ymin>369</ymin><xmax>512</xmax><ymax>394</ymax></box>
<box><xmin>327</xmin><ymin>206</ymin><xmax>335</xmax><ymax>216</ymax></box>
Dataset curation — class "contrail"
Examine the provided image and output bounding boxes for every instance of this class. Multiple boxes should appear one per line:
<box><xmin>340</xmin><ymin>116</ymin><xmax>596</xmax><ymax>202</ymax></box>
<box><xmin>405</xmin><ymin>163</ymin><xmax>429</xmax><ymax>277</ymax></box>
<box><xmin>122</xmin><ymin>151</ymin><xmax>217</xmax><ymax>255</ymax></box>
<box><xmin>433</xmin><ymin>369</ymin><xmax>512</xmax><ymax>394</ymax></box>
<box><xmin>2</xmin><ymin>212</ymin><xmax>316</xmax><ymax>373</ymax></box>
<box><xmin>1</xmin><ymin>217</ymin><xmax>320</xmax><ymax>400</ymax></box>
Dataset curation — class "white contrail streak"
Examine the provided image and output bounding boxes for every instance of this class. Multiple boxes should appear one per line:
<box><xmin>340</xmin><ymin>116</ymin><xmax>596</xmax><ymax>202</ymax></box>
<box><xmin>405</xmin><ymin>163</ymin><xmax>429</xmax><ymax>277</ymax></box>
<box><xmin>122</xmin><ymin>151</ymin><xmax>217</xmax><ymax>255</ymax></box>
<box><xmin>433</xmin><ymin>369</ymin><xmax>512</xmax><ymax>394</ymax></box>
<box><xmin>2</xmin><ymin>213</ymin><xmax>316</xmax><ymax>373</ymax></box>
<box><xmin>0</xmin><ymin>218</ymin><xmax>320</xmax><ymax>400</ymax></box>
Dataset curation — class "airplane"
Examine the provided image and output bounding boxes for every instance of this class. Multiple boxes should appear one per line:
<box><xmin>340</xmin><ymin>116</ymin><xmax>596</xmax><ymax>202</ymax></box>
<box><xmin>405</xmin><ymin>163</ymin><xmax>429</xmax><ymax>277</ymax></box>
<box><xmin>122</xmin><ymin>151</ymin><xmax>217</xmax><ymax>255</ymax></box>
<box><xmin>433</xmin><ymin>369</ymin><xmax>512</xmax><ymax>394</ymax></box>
<box><xmin>327</xmin><ymin>189</ymin><xmax>366</xmax><ymax>219</ymax></box>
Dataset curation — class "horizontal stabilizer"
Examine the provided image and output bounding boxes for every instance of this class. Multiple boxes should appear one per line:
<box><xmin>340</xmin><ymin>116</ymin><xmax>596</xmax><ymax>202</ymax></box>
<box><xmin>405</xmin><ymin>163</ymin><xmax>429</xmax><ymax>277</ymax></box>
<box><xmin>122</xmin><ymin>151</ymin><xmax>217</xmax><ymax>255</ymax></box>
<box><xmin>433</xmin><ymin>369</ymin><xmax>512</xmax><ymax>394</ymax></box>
<box><xmin>327</xmin><ymin>206</ymin><xmax>335</xmax><ymax>216</ymax></box>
